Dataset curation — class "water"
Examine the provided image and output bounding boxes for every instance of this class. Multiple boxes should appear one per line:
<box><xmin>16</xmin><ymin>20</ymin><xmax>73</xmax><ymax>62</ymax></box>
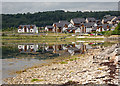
<box><xmin>1</xmin><ymin>41</ymin><xmax>115</xmax><ymax>83</ymax></box>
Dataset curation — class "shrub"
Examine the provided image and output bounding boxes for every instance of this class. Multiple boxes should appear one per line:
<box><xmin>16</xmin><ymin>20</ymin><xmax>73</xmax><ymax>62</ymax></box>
<box><xmin>2</xmin><ymin>33</ymin><xmax>7</xmax><ymax>36</ymax></box>
<box><xmin>61</xmin><ymin>61</ymin><xmax>68</xmax><ymax>64</ymax></box>
<box><xmin>31</xmin><ymin>79</ymin><xmax>44</xmax><ymax>82</ymax></box>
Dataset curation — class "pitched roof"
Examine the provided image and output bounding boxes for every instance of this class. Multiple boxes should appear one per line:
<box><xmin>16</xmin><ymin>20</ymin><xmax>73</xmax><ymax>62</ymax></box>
<box><xmin>106</xmin><ymin>16</ymin><xmax>115</xmax><ymax>21</ymax></box>
<box><xmin>71</xmin><ymin>18</ymin><xmax>86</xmax><ymax>24</ymax></box>
<box><xmin>117</xmin><ymin>16</ymin><xmax>120</xmax><ymax>20</ymax></box>
<box><xmin>67</xmin><ymin>27</ymin><xmax>78</xmax><ymax>30</ymax></box>
<box><xmin>92</xmin><ymin>27</ymin><xmax>97</xmax><ymax>30</ymax></box>
<box><xmin>59</xmin><ymin>21</ymin><xmax>70</xmax><ymax>25</ymax></box>
<box><xmin>19</xmin><ymin>25</ymin><xmax>36</xmax><ymax>28</ymax></box>
<box><xmin>56</xmin><ymin>23</ymin><xmax>64</xmax><ymax>28</ymax></box>
<box><xmin>102</xmin><ymin>24</ymin><xmax>113</xmax><ymax>30</ymax></box>
<box><xmin>55</xmin><ymin>20</ymin><xmax>70</xmax><ymax>28</ymax></box>
<box><xmin>86</xmin><ymin>18</ymin><xmax>96</xmax><ymax>22</ymax></box>
<box><xmin>85</xmin><ymin>22</ymin><xmax>95</xmax><ymax>28</ymax></box>
<box><xmin>46</xmin><ymin>26</ymin><xmax>54</xmax><ymax>28</ymax></box>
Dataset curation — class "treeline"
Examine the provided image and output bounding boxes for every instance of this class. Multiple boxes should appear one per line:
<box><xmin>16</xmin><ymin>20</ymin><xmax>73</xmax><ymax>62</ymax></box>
<box><xmin>2</xmin><ymin>10</ymin><xmax>120</xmax><ymax>30</ymax></box>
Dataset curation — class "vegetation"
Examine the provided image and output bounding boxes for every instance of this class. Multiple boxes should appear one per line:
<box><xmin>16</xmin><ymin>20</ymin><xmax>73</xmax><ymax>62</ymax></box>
<box><xmin>103</xmin><ymin>23</ymin><xmax>120</xmax><ymax>36</ymax></box>
<box><xmin>2</xmin><ymin>10</ymin><xmax>120</xmax><ymax>30</ymax></box>
<box><xmin>111</xmin><ymin>23</ymin><xmax>120</xmax><ymax>35</ymax></box>
<box><xmin>31</xmin><ymin>79</ymin><xmax>44</xmax><ymax>82</ymax></box>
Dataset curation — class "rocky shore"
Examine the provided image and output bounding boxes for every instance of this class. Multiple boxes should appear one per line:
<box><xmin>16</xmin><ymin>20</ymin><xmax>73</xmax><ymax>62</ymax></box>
<box><xmin>5</xmin><ymin>43</ymin><xmax>120</xmax><ymax>85</ymax></box>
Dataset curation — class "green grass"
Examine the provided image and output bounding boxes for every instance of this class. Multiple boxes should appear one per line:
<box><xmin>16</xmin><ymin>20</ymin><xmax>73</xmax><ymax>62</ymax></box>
<box><xmin>69</xmin><ymin>59</ymin><xmax>74</xmax><ymax>61</ymax></box>
<box><xmin>31</xmin><ymin>79</ymin><xmax>44</xmax><ymax>82</ymax></box>
<box><xmin>60</xmin><ymin>61</ymin><xmax>68</xmax><ymax>64</ymax></box>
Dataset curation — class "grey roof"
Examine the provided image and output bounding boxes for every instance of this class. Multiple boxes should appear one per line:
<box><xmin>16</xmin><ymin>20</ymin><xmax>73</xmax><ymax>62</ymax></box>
<box><xmin>96</xmin><ymin>20</ymin><xmax>102</xmax><ymax>25</ymax></box>
<box><xmin>102</xmin><ymin>24</ymin><xmax>113</xmax><ymax>30</ymax></box>
<box><xmin>55</xmin><ymin>20</ymin><xmax>70</xmax><ymax>28</ymax></box>
<box><xmin>68</xmin><ymin>47</ymin><xmax>79</xmax><ymax>51</ymax></box>
<box><xmin>59</xmin><ymin>21</ymin><xmax>70</xmax><ymax>25</ymax></box>
<box><xmin>56</xmin><ymin>23</ymin><xmax>63</xmax><ymax>28</ymax></box>
<box><xmin>92</xmin><ymin>26</ymin><xmax>97</xmax><ymax>31</ymax></box>
<box><xmin>87</xmin><ymin>18</ymin><xmax>96</xmax><ymax>22</ymax></box>
<box><xmin>19</xmin><ymin>25</ymin><xmax>36</xmax><ymax>28</ymax></box>
<box><xmin>53</xmin><ymin>22</ymin><xmax>58</xmax><ymax>25</ymax></box>
<box><xmin>113</xmin><ymin>16</ymin><xmax>120</xmax><ymax>21</ymax></box>
<box><xmin>85</xmin><ymin>22</ymin><xmax>95</xmax><ymax>28</ymax></box>
<box><xmin>67</xmin><ymin>27</ymin><xmax>78</xmax><ymax>30</ymax></box>
<box><xmin>71</xmin><ymin>18</ymin><xmax>86</xmax><ymax>24</ymax></box>
<box><xmin>106</xmin><ymin>16</ymin><xmax>115</xmax><ymax>21</ymax></box>
<box><xmin>117</xmin><ymin>16</ymin><xmax>120</xmax><ymax>20</ymax></box>
<box><xmin>46</xmin><ymin>26</ymin><xmax>54</xmax><ymax>28</ymax></box>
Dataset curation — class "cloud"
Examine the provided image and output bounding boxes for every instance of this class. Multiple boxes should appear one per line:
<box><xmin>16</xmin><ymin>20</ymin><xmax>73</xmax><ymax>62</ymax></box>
<box><xmin>2</xmin><ymin>0</ymin><xmax>120</xmax><ymax>2</ymax></box>
<box><xmin>2</xmin><ymin>2</ymin><xmax>118</xmax><ymax>14</ymax></box>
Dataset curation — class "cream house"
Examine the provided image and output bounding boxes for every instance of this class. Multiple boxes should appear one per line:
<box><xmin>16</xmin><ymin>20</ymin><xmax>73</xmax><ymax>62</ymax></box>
<box><xmin>18</xmin><ymin>25</ymin><xmax>38</xmax><ymax>33</ymax></box>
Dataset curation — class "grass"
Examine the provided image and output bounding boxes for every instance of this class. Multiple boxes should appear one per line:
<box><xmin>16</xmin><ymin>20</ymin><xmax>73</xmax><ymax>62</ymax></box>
<box><xmin>31</xmin><ymin>79</ymin><xmax>44</xmax><ymax>82</ymax></box>
<box><xmin>69</xmin><ymin>59</ymin><xmax>74</xmax><ymax>61</ymax></box>
<box><xmin>60</xmin><ymin>61</ymin><xmax>68</xmax><ymax>64</ymax></box>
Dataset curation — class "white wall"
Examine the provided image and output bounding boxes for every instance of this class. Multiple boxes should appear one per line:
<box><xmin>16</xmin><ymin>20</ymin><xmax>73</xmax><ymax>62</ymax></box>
<box><xmin>75</xmin><ymin>28</ymin><xmax>80</xmax><ymax>33</ymax></box>
<box><xmin>86</xmin><ymin>28</ymin><xmax>92</xmax><ymax>32</ymax></box>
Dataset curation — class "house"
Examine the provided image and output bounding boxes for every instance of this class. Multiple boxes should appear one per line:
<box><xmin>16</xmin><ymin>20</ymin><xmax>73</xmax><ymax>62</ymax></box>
<box><xmin>111</xmin><ymin>16</ymin><xmax>120</xmax><ymax>25</ymax></box>
<box><xmin>86</xmin><ymin>18</ymin><xmax>96</xmax><ymax>23</ymax></box>
<box><xmin>70</xmin><ymin>18</ymin><xmax>86</xmax><ymax>27</ymax></box>
<box><xmin>45</xmin><ymin>26</ymin><xmax>54</xmax><ymax>32</ymax></box>
<box><xmin>53</xmin><ymin>21</ymin><xmax>70</xmax><ymax>32</ymax></box>
<box><xmin>96</xmin><ymin>20</ymin><xmax>102</xmax><ymax>25</ymax></box>
<box><xmin>95</xmin><ymin>24</ymin><xmax>113</xmax><ymax>32</ymax></box>
<box><xmin>84</xmin><ymin>22</ymin><xmax>96</xmax><ymax>33</ymax></box>
<box><xmin>102</xmin><ymin>16</ymin><xmax>117</xmax><ymax>24</ymax></box>
<box><xmin>18</xmin><ymin>25</ymin><xmax>38</xmax><ymax>33</ymax></box>
<box><xmin>66</xmin><ymin>27</ymin><xmax>80</xmax><ymax>33</ymax></box>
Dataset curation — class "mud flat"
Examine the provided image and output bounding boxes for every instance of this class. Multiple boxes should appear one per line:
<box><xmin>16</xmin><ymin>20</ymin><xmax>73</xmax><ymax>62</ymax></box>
<box><xmin>4</xmin><ymin>44</ymin><xmax>120</xmax><ymax>85</ymax></box>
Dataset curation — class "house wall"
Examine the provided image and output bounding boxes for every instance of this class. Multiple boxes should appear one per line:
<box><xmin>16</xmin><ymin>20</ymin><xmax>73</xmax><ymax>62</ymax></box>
<box><xmin>86</xmin><ymin>28</ymin><xmax>92</xmax><ymax>33</ymax></box>
<box><xmin>63</xmin><ymin>27</ymin><xmax>68</xmax><ymax>32</ymax></box>
<box><xmin>75</xmin><ymin>28</ymin><xmax>80</xmax><ymax>33</ymax></box>
<box><xmin>68</xmin><ymin>23</ymin><xmax>74</xmax><ymax>27</ymax></box>
<box><xmin>86</xmin><ymin>19</ymin><xmax>89</xmax><ymax>23</ymax></box>
<box><xmin>30</xmin><ymin>29</ymin><xmax>34</xmax><ymax>33</ymax></box>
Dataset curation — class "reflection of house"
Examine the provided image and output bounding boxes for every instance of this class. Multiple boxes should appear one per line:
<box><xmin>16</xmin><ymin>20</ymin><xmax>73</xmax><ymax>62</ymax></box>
<box><xmin>18</xmin><ymin>25</ymin><xmax>38</xmax><ymax>33</ymax></box>
<box><xmin>18</xmin><ymin>44</ymin><xmax>38</xmax><ymax>53</ymax></box>
<box><xmin>45</xmin><ymin>44</ymin><xmax>63</xmax><ymax>53</ymax></box>
<box><xmin>62</xmin><ymin>43</ymin><xmax>89</xmax><ymax>55</ymax></box>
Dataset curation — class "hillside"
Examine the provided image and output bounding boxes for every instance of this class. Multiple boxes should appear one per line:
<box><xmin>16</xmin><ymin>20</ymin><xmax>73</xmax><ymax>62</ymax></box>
<box><xmin>2</xmin><ymin>10</ymin><xmax>120</xmax><ymax>30</ymax></box>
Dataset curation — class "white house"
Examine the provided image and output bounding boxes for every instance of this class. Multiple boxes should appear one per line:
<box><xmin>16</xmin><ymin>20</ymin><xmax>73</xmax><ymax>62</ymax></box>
<box><xmin>18</xmin><ymin>25</ymin><xmax>38</xmax><ymax>33</ymax></box>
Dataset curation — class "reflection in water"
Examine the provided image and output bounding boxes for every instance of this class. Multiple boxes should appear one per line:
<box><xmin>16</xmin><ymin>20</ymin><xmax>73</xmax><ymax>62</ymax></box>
<box><xmin>2</xmin><ymin>42</ymin><xmax>106</xmax><ymax>60</ymax></box>
<box><xmin>2</xmin><ymin>42</ymin><xmax>114</xmax><ymax>82</ymax></box>
<box><xmin>18</xmin><ymin>44</ymin><xmax>38</xmax><ymax>53</ymax></box>
<box><xmin>17</xmin><ymin>43</ymin><xmax>93</xmax><ymax>57</ymax></box>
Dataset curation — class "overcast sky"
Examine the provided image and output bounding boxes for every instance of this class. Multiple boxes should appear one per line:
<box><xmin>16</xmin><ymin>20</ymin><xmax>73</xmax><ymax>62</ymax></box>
<box><xmin>2</xmin><ymin>2</ymin><xmax>119</xmax><ymax>14</ymax></box>
<box><xmin>1</xmin><ymin>0</ymin><xmax>120</xmax><ymax>2</ymax></box>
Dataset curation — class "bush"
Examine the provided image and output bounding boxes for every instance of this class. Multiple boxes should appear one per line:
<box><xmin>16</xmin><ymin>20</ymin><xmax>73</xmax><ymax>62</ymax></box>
<box><xmin>111</xmin><ymin>23</ymin><xmax>120</xmax><ymax>35</ymax></box>
<box><xmin>2</xmin><ymin>33</ymin><xmax>7</xmax><ymax>36</ymax></box>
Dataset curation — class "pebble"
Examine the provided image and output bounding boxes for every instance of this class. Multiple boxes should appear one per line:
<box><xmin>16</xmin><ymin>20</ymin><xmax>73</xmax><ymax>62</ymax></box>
<box><xmin>4</xmin><ymin>44</ymin><xmax>119</xmax><ymax>85</ymax></box>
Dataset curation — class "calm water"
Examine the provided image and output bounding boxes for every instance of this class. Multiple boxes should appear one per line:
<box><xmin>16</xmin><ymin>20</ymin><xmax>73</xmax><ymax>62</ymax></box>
<box><xmin>1</xmin><ymin>41</ymin><xmax>115</xmax><ymax>83</ymax></box>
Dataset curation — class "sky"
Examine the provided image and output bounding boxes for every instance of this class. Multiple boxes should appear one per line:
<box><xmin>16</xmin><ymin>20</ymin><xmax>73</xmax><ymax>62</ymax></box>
<box><xmin>1</xmin><ymin>0</ymin><xmax>120</xmax><ymax>2</ymax></box>
<box><xmin>1</xmin><ymin>1</ymin><xmax>120</xmax><ymax>14</ymax></box>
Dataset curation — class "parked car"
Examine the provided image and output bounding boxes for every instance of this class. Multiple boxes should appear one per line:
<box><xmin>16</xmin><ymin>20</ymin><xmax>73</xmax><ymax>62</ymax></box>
<box><xmin>90</xmin><ymin>34</ymin><xmax>94</xmax><ymax>36</ymax></box>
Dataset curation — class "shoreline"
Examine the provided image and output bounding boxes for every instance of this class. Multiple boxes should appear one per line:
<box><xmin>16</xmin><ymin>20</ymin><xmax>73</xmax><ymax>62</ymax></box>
<box><xmin>4</xmin><ymin>43</ymin><xmax>120</xmax><ymax>85</ymax></box>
